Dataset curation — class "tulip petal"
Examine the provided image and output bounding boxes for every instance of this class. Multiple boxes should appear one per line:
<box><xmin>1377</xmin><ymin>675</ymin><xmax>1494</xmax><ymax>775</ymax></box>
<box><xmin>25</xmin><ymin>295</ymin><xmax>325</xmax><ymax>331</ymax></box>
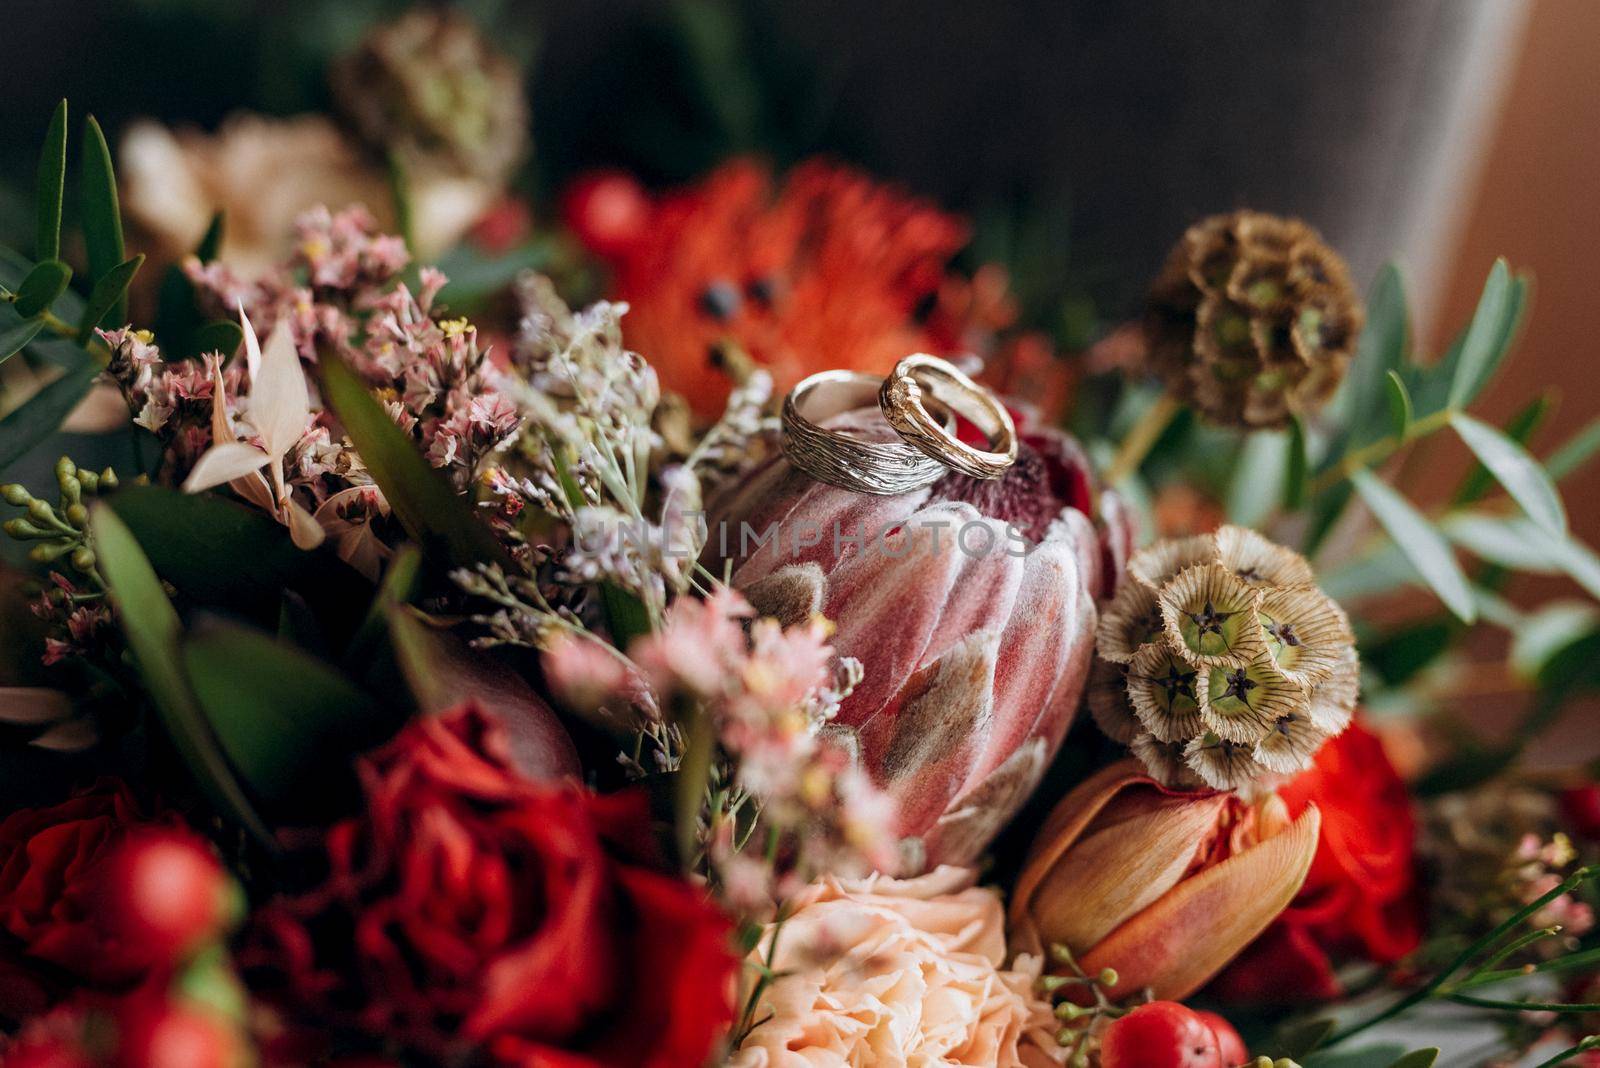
<box><xmin>1079</xmin><ymin>803</ymin><xmax>1322</xmax><ymax>1001</ymax></box>
<box><xmin>182</xmin><ymin>441</ymin><xmax>270</xmax><ymax>493</ymax></box>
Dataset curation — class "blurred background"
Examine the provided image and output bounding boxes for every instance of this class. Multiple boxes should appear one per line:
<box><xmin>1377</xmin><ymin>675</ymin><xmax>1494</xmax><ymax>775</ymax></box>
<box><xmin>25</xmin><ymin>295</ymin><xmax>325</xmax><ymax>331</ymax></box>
<box><xmin>1</xmin><ymin>0</ymin><xmax>1594</xmax><ymax>750</ymax></box>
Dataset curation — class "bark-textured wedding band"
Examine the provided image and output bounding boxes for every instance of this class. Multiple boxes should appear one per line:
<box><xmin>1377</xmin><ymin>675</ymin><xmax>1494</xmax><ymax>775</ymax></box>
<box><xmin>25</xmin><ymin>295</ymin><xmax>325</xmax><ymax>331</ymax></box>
<box><xmin>781</xmin><ymin>370</ymin><xmax>951</xmax><ymax>495</ymax></box>
<box><xmin>879</xmin><ymin>353</ymin><xmax>1018</xmax><ymax>480</ymax></box>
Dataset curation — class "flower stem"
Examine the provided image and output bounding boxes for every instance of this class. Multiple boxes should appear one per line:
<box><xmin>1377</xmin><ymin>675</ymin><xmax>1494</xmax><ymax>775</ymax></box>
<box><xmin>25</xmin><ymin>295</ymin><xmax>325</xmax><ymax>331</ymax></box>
<box><xmin>1105</xmin><ymin>391</ymin><xmax>1182</xmax><ymax>485</ymax></box>
<box><xmin>1532</xmin><ymin>1036</ymin><xmax>1600</xmax><ymax>1068</ymax></box>
<box><xmin>1304</xmin><ymin>407</ymin><xmax>1454</xmax><ymax>496</ymax></box>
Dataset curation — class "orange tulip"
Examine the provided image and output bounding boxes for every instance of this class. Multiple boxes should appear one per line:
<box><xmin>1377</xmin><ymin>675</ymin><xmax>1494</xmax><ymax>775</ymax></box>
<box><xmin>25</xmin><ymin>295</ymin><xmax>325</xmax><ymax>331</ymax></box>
<box><xmin>1010</xmin><ymin>759</ymin><xmax>1320</xmax><ymax>1001</ymax></box>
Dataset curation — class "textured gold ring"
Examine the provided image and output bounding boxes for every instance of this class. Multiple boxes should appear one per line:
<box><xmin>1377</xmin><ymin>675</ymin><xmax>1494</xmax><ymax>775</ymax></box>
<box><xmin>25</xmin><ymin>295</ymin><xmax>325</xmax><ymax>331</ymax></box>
<box><xmin>879</xmin><ymin>353</ymin><xmax>1018</xmax><ymax>480</ymax></box>
<box><xmin>781</xmin><ymin>370</ymin><xmax>951</xmax><ymax>495</ymax></box>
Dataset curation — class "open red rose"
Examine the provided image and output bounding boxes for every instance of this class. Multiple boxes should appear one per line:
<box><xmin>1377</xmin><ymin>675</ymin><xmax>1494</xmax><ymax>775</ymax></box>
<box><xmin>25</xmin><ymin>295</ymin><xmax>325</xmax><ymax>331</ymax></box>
<box><xmin>0</xmin><ymin>780</ymin><xmax>160</xmax><ymax>1020</ymax></box>
<box><xmin>1209</xmin><ymin>718</ymin><xmax>1422</xmax><ymax>1003</ymax></box>
<box><xmin>246</xmin><ymin>703</ymin><xmax>738</xmax><ymax>1067</ymax></box>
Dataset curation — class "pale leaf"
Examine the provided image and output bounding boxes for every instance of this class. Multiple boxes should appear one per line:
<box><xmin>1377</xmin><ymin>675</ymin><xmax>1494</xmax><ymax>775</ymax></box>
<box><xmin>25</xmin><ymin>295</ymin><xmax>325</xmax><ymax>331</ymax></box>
<box><xmin>251</xmin><ymin>317</ymin><xmax>310</xmax><ymax>461</ymax></box>
<box><xmin>182</xmin><ymin>441</ymin><xmax>268</xmax><ymax>493</ymax></box>
<box><xmin>285</xmin><ymin>498</ymin><xmax>326</xmax><ymax>550</ymax></box>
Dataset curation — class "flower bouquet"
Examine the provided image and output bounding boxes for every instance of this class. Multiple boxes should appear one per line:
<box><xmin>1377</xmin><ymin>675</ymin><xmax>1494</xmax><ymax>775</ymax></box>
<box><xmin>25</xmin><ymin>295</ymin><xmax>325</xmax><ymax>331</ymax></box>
<box><xmin>0</xmin><ymin>10</ymin><xmax>1598</xmax><ymax>1068</ymax></box>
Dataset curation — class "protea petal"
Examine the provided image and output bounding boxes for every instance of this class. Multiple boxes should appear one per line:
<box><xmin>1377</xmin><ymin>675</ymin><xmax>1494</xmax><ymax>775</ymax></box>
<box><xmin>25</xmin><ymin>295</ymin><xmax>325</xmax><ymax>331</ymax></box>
<box><xmin>1079</xmin><ymin>804</ymin><xmax>1321</xmax><ymax>1000</ymax></box>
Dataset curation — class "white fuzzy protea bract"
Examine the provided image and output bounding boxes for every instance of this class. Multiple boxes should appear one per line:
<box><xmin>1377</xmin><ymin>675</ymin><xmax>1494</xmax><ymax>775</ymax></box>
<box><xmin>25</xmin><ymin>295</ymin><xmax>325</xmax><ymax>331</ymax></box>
<box><xmin>1090</xmin><ymin>525</ymin><xmax>1358</xmax><ymax>794</ymax></box>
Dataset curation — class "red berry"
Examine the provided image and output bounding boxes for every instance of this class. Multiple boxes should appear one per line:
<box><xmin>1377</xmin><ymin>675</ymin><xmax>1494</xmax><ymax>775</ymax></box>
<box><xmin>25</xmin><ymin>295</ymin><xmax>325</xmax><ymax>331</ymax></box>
<box><xmin>1560</xmin><ymin>783</ymin><xmax>1600</xmax><ymax>839</ymax></box>
<box><xmin>103</xmin><ymin>830</ymin><xmax>231</xmax><ymax>966</ymax></box>
<box><xmin>1194</xmin><ymin>1010</ymin><xmax>1249</xmax><ymax>1066</ymax></box>
<box><xmin>560</xmin><ymin>170</ymin><xmax>650</xmax><ymax>260</ymax></box>
<box><xmin>1101</xmin><ymin>1002</ymin><xmax>1223</xmax><ymax>1068</ymax></box>
<box><xmin>0</xmin><ymin>1038</ymin><xmax>96</xmax><ymax>1068</ymax></box>
<box><xmin>116</xmin><ymin>999</ymin><xmax>239</xmax><ymax>1068</ymax></box>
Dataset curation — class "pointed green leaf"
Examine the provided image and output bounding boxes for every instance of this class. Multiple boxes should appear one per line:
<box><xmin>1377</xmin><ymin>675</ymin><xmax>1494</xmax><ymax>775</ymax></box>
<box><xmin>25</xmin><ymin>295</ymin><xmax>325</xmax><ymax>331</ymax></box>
<box><xmin>316</xmin><ymin>350</ymin><xmax>512</xmax><ymax>571</ymax></box>
<box><xmin>79</xmin><ymin>116</ymin><xmax>127</xmax><ymax>326</ymax></box>
<box><xmin>1353</xmin><ymin>468</ymin><xmax>1476</xmax><ymax>622</ymax></box>
<box><xmin>183</xmin><ymin>620</ymin><xmax>395</xmax><ymax>817</ymax></box>
<box><xmin>0</xmin><ymin>246</ymin><xmax>83</xmax><ymax>320</ymax></box>
<box><xmin>1547</xmin><ymin>415</ymin><xmax>1600</xmax><ymax>483</ymax></box>
<box><xmin>1345</xmin><ymin>262</ymin><xmax>1408</xmax><ymax>444</ymax></box>
<box><xmin>1284</xmin><ymin>414</ymin><xmax>1307</xmax><ymax>509</ymax></box>
<box><xmin>154</xmin><ymin>213</ymin><xmax>225</xmax><ymax>358</ymax></box>
<box><xmin>1451</xmin><ymin>411</ymin><xmax>1566</xmax><ymax>537</ymax></box>
<box><xmin>0</xmin><ymin>319</ymin><xmax>45</xmax><ymax>365</ymax></box>
<box><xmin>0</xmin><ymin>367</ymin><xmax>97</xmax><ymax>469</ymax></box>
<box><xmin>76</xmin><ymin>255</ymin><xmax>143</xmax><ymax>341</ymax></box>
<box><xmin>1271</xmin><ymin>1017</ymin><xmax>1336</xmax><ymax>1060</ymax></box>
<box><xmin>12</xmin><ymin>260</ymin><xmax>71</xmax><ymax>319</ymax></box>
<box><xmin>189</xmin><ymin>320</ymin><xmax>243</xmax><ymax>361</ymax></box>
<box><xmin>1386</xmin><ymin>1050</ymin><xmax>1439</xmax><ymax>1068</ymax></box>
<box><xmin>1446</xmin><ymin>514</ymin><xmax>1600</xmax><ymax>601</ymax></box>
<box><xmin>1454</xmin><ymin>393</ymin><xmax>1550</xmax><ymax>506</ymax></box>
<box><xmin>1448</xmin><ymin>259</ymin><xmax>1514</xmax><ymax>409</ymax></box>
<box><xmin>1304</xmin><ymin>480</ymin><xmax>1353</xmax><ymax>558</ymax></box>
<box><xmin>1226</xmin><ymin>429</ymin><xmax>1288</xmax><ymax>526</ymax></box>
<box><xmin>35</xmin><ymin>101</ymin><xmax>67</xmax><ymax>262</ymax></box>
<box><xmin>88</xmin><ymin>505</ymin><xmax>273</xmax><ymax>846</ymax></box>
<box><xmin>1383</xmin><ymin>369</ymin><xmax>1412</xmax><ymax>438</ymax></box>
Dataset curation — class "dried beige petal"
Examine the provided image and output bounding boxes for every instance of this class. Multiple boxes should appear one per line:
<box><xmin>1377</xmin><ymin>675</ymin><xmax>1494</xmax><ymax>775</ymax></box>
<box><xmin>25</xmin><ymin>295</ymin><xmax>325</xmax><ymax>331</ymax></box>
<box><xmin>1157</xmin><ymin>562</ymin><xmax>1265</xmax><ymax>668</ymax></box>
<box><xmin>1184</xmin><ymin>732</ymin><xmax>1267</xmax><ymax>792</ymax></box>
<box><xmin>1088</xmin><ymin>659</ymin><xmax>1142</xmax><ymax>744</ymax></box>
<box><xmin>1131</xmin><ymin>732</ymin><xmax>1200</xmax><ymax>789</ymax></box>
<box><xmin>1096</xmin><ymin>579</ymin><xmax>1164</xmax><ymax>663</ymax></box>
<box><xmin>1214</xmin><ymin>525</ymin><xmax>1315</xmax><ymax>587</ymax></box>
<box><xmin>1128</xmin><ymin>534</ymin><xmax>1219</xmax><ymax>590</ymax></box>
<box><xmin>1126</xmin><ymin>643</ymin><xmax>1204</xmax><ymax>743</ymax></box>
<box><xmin>1253</xmin><ymin>711</ymin><xmax>1329</xmax><ymax>775</ymax></box>
<box><xmin>1307</xmin><ymin>646</ymin><xmax>1360</xmax><ymax>735</ymax></box>
<box><xmin>1199</xmin><ymin>655</ymin><xmax>1306</xmax><ymax>744</ymax></box>
<box><xmin>1258</xmin><ymin>585</ymin><xmax>1352</xmax><ymax>686</ymax></box>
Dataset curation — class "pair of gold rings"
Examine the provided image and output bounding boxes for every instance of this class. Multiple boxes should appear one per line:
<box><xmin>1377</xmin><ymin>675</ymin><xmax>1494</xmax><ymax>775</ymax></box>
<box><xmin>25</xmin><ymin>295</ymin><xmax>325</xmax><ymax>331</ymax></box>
<box><xmin>781</xmin><ymin>353</ymin><xmax>1018</xmax><ymax>495</ymax></box>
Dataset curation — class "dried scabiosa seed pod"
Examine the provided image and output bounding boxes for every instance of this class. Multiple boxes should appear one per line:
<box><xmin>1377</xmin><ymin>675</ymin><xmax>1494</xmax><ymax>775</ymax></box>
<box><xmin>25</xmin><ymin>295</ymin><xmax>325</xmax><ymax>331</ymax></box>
<box><xmin>1090</xmin><ymin>525</ymin><xmax>1358</xmax><ymax>795</ymax></box>
<box><xmin>1145</xmin><ymin>211</ymin><xmax>1363</xmax><ymax>429</ymax></box>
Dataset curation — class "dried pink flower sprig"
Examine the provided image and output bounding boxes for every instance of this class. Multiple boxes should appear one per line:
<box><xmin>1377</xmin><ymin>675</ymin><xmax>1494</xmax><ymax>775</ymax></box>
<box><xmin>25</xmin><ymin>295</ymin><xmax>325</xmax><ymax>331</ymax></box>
<box><xmin>544</xmin><ymin>587</ymin><xmax>898</xmax><ymax>914</ymax></box>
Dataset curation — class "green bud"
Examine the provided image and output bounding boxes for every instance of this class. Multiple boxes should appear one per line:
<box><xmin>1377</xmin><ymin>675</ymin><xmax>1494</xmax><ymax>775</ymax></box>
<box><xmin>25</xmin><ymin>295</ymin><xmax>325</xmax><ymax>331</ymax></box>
<box><xmin>54</xmin><ymin>458</ymin><xmax>79</xmax><ymax>504</ymax></box>
<box><xmin>100</xmin><ymin>468</ymin><xmax>119</xmax><ymax>490</ymax></box>
<box><xmin>1</xmin><ymin>484</ymin><xmax>31</xmax><ymax>506</ymax></box>
<box><xmin>1055</xmin><ymin>1001</ymin><xmax>1090</xmax><ymax>1020</ymax></box>
<box><xmin>65</xmin><ymin>503</ymin><xmax>88</xmax><ymax>528</ymax></box>
<box><xmin>4</xmin><ymin>518</ymin><xmax>48</xmax><ymax>539</ymax></box>
<box><xmin>77</xmin><ymin>471</ymin><xmax>99</xmax><ymax>493</ymax></box>
<box><xmin>30</xmin><ymin>543</ymin><xmax>69</xmax><ymax>563</ymax></box>
<box><xmin>70</xmin><ymin>547</ymin><xmax>96</xmax><ymax>573</ymax></box>
<box><xmin>54</xmin><ymin>457</ymin><xmax>76</xmax><ymax>480</ymax></box>
<box><xmin>26</xmin><ymin>499</ymin><xmax>55</xmax><ymax>524</ymax></box>
<box><xmin>1096</xmin><ymin>967</ymin><xmax>1119</xmax><ymax>987</ymax></box>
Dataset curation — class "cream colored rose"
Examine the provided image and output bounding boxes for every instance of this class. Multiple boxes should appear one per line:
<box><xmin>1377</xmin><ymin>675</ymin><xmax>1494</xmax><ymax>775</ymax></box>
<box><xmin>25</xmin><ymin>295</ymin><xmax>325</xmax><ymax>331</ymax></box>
<box><xmin>731</xmin><ymin>867</ymin><xmax>1063</xmax><ymax>1068</ymax></box>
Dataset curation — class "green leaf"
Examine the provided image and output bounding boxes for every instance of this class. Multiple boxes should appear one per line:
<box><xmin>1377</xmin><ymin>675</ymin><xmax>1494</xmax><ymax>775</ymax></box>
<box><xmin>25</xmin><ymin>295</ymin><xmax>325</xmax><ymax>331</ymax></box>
<box><xmin>1445</xmin><ymin>514</ymin><xmax>1600</xmax><ymax>601</ymax></box>
<box><xmin>154</xmin><ymin>213</ymin><xmax>225</xmax><ymax>358</ymax></box>
<box><xmin>1386</xmin><ymin>1050</ymin><xmax>1440</xmax><ymax>1068</ymax></box>
<box><xmin>1271</xmin><ymin>1017</ymin><xmax>1336</xmax><ymax>1060</ymax></box>
<box><xmin>76</xmin><ymin>255</ymin><xmax>143</xmax><ymax>342</ymax></box>
<box><xmin>1448</xmin><ymin>259</ymin><xmax>1515</xmax><ymax>409</ymax></box>
<box><xmin>79</xmin><ymin>116</ymin><xmax>127</xmax><ymax>327</ymax></box>
<box><xmin>1282</xmin><ymin>415</ymin><xmax>1307</xmax><ymax>510</ymax></box>
<box><xmin>1454</xmin><ymin>393</ymin><xmax>1550</xmax><ymax>507</ymax></box>
<box><xmin>183</xmin><ymin>620</ymin><xmax>394</xmax><ymax>817</ymax></box>
<box><xmin>13</xmin><ymin>259</ymin><xmax>72</xmax><ymax>319</ymax></box>
<box><xmin>0</xmin><ymin>246</ymin><xmax>83</xmax><ymax>320</ymax></box>
<box><xmin>316</xmin><ymin>351</ymin><xmax>511</xmax><ymax>571</ymax></box>
<box><xmin>189</xmin><ymin>320</ymin><xmax>243</xmax><ymax>361</ymax></box>
<box><xmin>1344</xmin><ymin>262</ymin><xmax>1408</xmax><ymax>445</ymax></box>
<box><xmin>1546</xmin><ymin>415</ymin><xmax>1600</xmax><ymax>483</ymax></box>
<box><xmin>385</xmin><ymin>149</ymin><xmax>415</xmax><ymax>252</ymax></box>
<box><xmin>1226</xmin><ymin>430</ymin><xmax>1288</xmax><ymax>526</ymax></box>
<box><xmin>1511</xmin><ymin>602</ymin><xmax>1599</xmax><ymax>680</ymax></box>
<box><xmin>1450</xmin><ymin>411</ymin><xmax>1566</xmax><ymax>537</ymax></box>
<box><xmin>105</xmin><ymin>485</ymin><xmax>371</xmax><ymax>644</ymax></box>
<box><xmin>1352</xmin><ymin>468</ymin><xmax>1476</xmax><ymax>622</ymax></box>
<box><xmin>1383</xmin><ymin>369</ymin><xmax>1412</xmax><ymax>438</ymax></box>
<box><xmin>0</xmin><ymin>367</ymin><xmax>97</xmax><ymax>470</ymax></box>
<box><xmin>0</xmin><ymin>319</ymin><xmax>45</xmax><ymax>365</ymax></box>
<box><xmin>35</xmin><ymin>101</ymin><xmax>67</xmax><ymax>263</ymax></box>
<box><xmin>88</xmin><ymin>505</ymin><xmax>273</xmax><ymax>846</ymax></box>
<box><xmin>1304</xmin><ymin>479</ymin><xmax>1353</xmax><ymax>558</ymax></box>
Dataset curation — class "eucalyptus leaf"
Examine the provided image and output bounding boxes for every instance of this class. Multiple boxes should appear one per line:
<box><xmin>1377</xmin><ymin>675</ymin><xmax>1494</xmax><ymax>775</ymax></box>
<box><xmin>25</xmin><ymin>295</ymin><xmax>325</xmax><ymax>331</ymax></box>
<box><xmin>1511</xmin><ymin>602</ymin><xmax>1600</xmax><ymax>680</ymax></box>
<box><xmin>76</xmin><ymin>255</ymin><xmax>144</xmax><ymax>342</ymax></box>
<box><xmin>1303</xmin><ymin>1046</ymin><xmax>1409</xmax><ymax>1068</ymax></box>
<box><xmin>154</xmin><ymin>212</ymin><xmax>225</xmax><ymax>357</ymax></box>
<box><xmin>1385</xmin><ymin>1049</ymin><xmax>1439</xmax><ymax>1068</ymax></box>
<box><xmin>317</xmin><ymin>350</ymin><xmax>511</xmax><ymax>571</ymax></box>
<box><xmin>0</xmin><ymin>367</ymin><xmax>97</xmax><ymax>470</ymax></box>
<box><xmin>1448</xmin><ymin>259</ymin><xmax>1512</xmax><ymax>409</ymax></box>
<box><xmin>0</xmin><ymin>246</ymin><xmax>83</xmax><ymax>319</ymax></box>
<box><xmin>1454</xmin><ymin>393</ymin><xmax>1550</xmax><ymax>507</ymax></box>
<box><xmin>1450</xmin><ymin>411</ymin><xmax>1566</xmax><ymax>537</ymax></box>
<box><xmin>88</xmin><ymin>505</ymin><xmax>272</xmax><ymax>846</ymax></box>
<box><xmin>0</xmin><ymin>319</ymin><xmax>45</xmax><ymax>364</ymax></box>
<box><xmin>35</xmin><ymin>100</ymin><xmax>67</xmax><ymax>262</ymax></box>
<box><xmin>1546</xmin><ymin>416</ymin><xmax>1600</xmax><ymax>483</ymax></box>
<box><xmin>12</xmin><ymin>260</ymin><xmax>72</xmax><ymax>319</ymax></box>
<box><xmin>1384</xmin><ymin>369</ymin><xmax>1412</xmax><ymax>438</ymax></box>
<box><xmin>1445</xmin><ymin>514</ymin><xmax>1600</xmax><ymax>601</ymax></box>
<box><xmin>1271</xmin><ymin>1018</ymin><xmax>1337</xmax><ymax>1060</ymax></box>
<box><xmin>1352</xmin><ymin>469</ymin><xmax>1476</xmax><ymax>622</ymax></box>
<box><xmin>1343</xmin><ymin>262</ymin><xmax>1408</xmax><ymax>445</ymax></box>
<box><xmin>79</xmin><ymin>117</ymin><xmax>126</xmax><ymax>326</ymax></box>
<box><xmin>190</xmin><ymin>320</ymin><xmax>243</xmax><ymax>361</ymax></box>
<box><xmin>1227</xmin><ymin>429</ymin><xmax>1288</xmax><ymax>526</ymax></box>
<box><xmin>183</xmin><ymin>620</ymin><xmax>394</xmax><ymax>817</ymax></box>
<box><xmin>1304</xmin><ymin>480</ymin><xmax>1354</xmax><ymax>559</ymax></box>
<box><xmin>1283</xmin><ymin>415</ymin><xmax>1307</xmax><ymax>510</ymax></box>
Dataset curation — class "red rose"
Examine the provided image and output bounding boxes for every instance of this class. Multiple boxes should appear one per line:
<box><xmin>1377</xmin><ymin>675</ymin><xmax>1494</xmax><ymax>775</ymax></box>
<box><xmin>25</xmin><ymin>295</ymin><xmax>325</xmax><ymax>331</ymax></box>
<box><xmin>246</xmin><ymin>703</ymin><xmax>738</xmax><ymax>1066</ymax></box>
<box><xmin>1210</xmin><ymin>719</ymin><xmax>1422</xmax><ymax>1003</ymax></box>
<box><xmin>0</xmin><ymin>781</ymin><xmax>157</xmax><ymax>1018</ymax></box>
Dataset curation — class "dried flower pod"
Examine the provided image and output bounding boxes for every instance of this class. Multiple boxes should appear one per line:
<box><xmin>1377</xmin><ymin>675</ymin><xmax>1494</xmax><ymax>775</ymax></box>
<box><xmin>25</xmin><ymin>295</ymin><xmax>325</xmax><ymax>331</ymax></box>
<box><xmin>1145</xmin><ymin>211</ymin><xmax>1362</xmax><ymax>429</ymax></box>
<box><xmin>1091</xmin><ymin>525</ymin><xmax>1358</xmax><ymax>795</ymax></box>
<box><xmin>330</xmin><ymin>8</ymin><xmax>528</xmax><ymax>184</ymax></box>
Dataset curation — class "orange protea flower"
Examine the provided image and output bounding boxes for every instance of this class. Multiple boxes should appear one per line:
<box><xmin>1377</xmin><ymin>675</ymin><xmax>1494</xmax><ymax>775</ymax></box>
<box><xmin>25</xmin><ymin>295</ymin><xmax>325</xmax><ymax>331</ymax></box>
<box><xmin>582</xmin><ymin>158</ymin><xmax>970</xmax><ymax>417</ymax></box>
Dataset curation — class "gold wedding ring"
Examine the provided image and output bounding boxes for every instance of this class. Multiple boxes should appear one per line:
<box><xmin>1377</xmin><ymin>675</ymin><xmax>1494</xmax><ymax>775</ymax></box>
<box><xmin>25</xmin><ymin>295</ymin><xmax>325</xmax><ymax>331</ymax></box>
<box><xmin>879</xmin><ymin>353</ymin><xmax>1018</xmax><ymax>480</ymax></box>
<box><xmin>781</xmin><ymin>370</ymin><xmax>952</xmax><ymax>495</ymax></box>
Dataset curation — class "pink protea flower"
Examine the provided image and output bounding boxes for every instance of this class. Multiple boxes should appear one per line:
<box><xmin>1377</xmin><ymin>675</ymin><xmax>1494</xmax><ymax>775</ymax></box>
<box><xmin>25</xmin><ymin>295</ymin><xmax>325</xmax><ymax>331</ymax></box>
<box><xmin>706</xmin><ymin>414</ymin><xmax>1135</xmax><ymax>867</ymax></box>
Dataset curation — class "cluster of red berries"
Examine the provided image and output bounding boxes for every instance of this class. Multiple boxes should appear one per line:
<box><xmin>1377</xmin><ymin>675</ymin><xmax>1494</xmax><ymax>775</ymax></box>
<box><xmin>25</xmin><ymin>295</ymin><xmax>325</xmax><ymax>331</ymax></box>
<box><xmin>1</xmin><ymin>831</ymin><xmax>245</xmax><ymax>1068</ymax></box>
<box><xmin>1101</xmin><ymin>1002</ymin><xmax>1251</xmax><ymax>1068</ymax></box>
